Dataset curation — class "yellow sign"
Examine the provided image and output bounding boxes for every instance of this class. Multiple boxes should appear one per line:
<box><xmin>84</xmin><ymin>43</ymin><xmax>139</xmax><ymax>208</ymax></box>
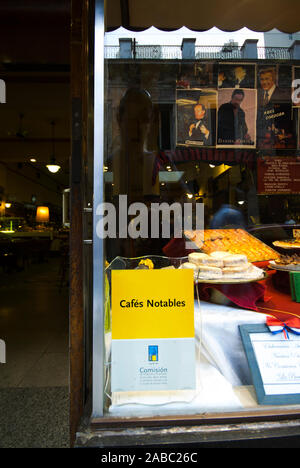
<box><xmin>111</xmin><ymin>269</ymin><xmax>194</xmax><ymax>340</ymax></box>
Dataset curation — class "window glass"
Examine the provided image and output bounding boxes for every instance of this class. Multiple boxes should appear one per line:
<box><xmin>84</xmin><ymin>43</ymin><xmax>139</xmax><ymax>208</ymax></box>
<box><xmin>102</xmin><ymin>36</ymin><xmax>300</xmax><ymax>419</ymax></box>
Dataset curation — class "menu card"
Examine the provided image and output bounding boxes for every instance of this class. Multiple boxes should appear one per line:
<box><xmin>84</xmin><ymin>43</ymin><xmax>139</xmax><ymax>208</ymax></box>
<box><xmin>257</xmin><ymin>156</ymin><xmax>300</xmax><ymax>194</ymax></box>
<box><xmin>249</xmin><ymin>331</ymin><xmax>300</xmax><ymax>396</ymax></box>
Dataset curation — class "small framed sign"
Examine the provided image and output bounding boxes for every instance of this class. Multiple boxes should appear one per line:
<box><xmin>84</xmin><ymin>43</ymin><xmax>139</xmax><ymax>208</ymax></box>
<box><xmin>239</xmin><ymin>324</ymin><xmax>300</xmax><ymax>405</ymax></box>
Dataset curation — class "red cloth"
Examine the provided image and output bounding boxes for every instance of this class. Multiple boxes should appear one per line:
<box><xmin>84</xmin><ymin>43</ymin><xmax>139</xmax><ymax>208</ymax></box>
<box><xmin>162</xmin><ymin>237</ymin><xmax>193</xmax><ymax>258</ymax></box>
<box><xmin>256</xmin><ymin>274</ymin><xmax>300</xmax><ymax>322</ymax></box>
<box><xmin>197</xmin><ymin>272</ymin><xmax>300</xmax><ymax>322</ymax></box>
<box><xmin>197</xmin><ymin>281</ymin><xmax>270</xmax><ymax>311</ymax></box>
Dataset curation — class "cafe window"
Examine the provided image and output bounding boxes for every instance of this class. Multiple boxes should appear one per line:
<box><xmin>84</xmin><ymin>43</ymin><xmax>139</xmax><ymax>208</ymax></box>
<box><xmin>82</xmin><ymin>6</ymin><xmax>300</xmax><ymax>438</ymax></box>
<box><xmin>91</xmin><ymin>40</ymin><xmax>300</xmax><ymax>423</ymax></box>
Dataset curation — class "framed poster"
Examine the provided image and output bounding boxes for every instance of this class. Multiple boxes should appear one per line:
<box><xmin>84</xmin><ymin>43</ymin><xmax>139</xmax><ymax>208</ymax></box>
<box><xmin>216</xmin><ymin>88</ymin><xmax>256</xmax><ymax>148</ymax></box>
<box><xmin>218</xmin><ymin>62</ymin><xmax>256</xmax><ymax>89</ymax></box>
<box><xmin>176</xmin><ymin>62</ymin><xmax>217</xmax><ymax>89</ymax></box>
<box><xmin>176</xmin><ymin>88</ymin><xmax>217</xmax><ymax>147</ymax></box>
<box><xmin>239</xmin><ymin>324</ymin><xmax>300</xmax><ymax>405</ymax></box>
<box><xmin>257</xmin><ymin>65</ymin><xmax>296</xmax><ymax>149</ymax></box>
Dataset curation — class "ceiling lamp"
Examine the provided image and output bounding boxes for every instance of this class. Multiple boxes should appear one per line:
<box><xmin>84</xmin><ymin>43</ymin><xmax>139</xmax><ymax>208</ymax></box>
<box><xmin>46</xmin><ymin>121</ymin><xmax>61</xmax><ymax>173</ymax></box>
<box><xmin>47</xmin><ymin>163</ymin><xmax>61</xmax><ymax>173</ymax></box>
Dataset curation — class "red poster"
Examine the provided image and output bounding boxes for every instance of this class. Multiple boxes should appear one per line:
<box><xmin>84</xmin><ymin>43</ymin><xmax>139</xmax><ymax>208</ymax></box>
<box><xmin>257</xmin><ymin>156</ymin><xmax>300</xmax><ymax>194</ymax></box>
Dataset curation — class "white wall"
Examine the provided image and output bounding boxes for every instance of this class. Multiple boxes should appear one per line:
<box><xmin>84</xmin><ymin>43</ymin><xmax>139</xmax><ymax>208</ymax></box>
<box><xmin>264</xmin><ymin>28</ymin><xmax>300</xmax><ymax>48</ymax></box>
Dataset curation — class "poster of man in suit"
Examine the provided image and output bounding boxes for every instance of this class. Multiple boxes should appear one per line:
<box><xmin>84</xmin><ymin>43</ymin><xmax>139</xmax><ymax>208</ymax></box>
<box><xmin>217</xmin><ymin>88</ymin><xmax>256</xmax><ymax>148</ymax></box>
<box><xmin>218</xmin><ymin>63</ymin><xmax>256</xmax><ymax>89</ymax></box>
<box><xmin>176</xmin><ymin>89</ymin><xmax>217</xmax><ymax>146</ymax></box>
<box><xmin>257</xmin><ymin>65</ymin><xmax>296</xmax><ymax>149</ymax></box>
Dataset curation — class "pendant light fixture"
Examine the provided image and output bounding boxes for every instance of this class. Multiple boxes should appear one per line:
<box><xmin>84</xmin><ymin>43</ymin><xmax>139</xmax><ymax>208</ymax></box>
<box><xmin>46</xmin><ymin>120</ymin><xmax>61</xmax><ymax>173</ymax></box>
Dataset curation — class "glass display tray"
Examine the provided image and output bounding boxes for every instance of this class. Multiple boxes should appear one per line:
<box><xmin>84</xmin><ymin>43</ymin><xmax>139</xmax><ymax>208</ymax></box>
<box><xmin>105</xmin><ymin>255</ymin><xmax>266</xmax><ymax>284</ymax></box>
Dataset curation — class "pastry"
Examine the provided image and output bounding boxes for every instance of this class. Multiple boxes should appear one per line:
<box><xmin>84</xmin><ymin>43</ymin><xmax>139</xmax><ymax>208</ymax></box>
<box><xmin>222</xmin><ymin>264</ymin><xmax>252</xmax><ymax>277</ymax></box>
<box><xmin>198</xmin><ymin>265</ymin><xmax>223</xmax><ymax>278</ymax></box>
<box><xmin>180</xmin><ymin>262</ymin><xmax>199</xmax><ymax>271</ymax></box>
<box><xmin>188</xmin><ymin>252</ymin><xmax>210</xmax><ymax>264</ymax></box>
<box><xmin>274</xmin><ymin>253</ymin><xmax>300</xmax><ymax>266</ymax></box>
<box><xmin>188</xmin><ymin>252</ymin><xmax>223</xmax><ymax>268</ymax></box>
<box><xmin>273</xmin><ymin>240</ymin><xmax>300</xmax><ymax>249</ymax></box>
<box><xmin>209</xmin><ymin>251</ymin><xmax>232</xmax><ymax>260</ymax></box>
<box><xmin>223</xmin><ymin>254</ymin><xmax>248</xmax><ymax>266</ymax></box>
<box><xmin>184</xmin><ymin>228</ymin><xmax>280</xmax><ymax>262</ymax></box>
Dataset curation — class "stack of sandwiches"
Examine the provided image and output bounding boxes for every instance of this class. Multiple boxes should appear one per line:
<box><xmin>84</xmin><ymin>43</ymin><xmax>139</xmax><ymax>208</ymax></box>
<box><xmin>180</xmin><ymin>251</ymin><xmax>256</xmax><ymax>280</ymax></box>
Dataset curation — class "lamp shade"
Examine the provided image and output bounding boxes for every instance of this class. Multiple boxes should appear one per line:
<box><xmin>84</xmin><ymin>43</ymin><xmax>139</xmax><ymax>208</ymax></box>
<box><xmin>46</xmin><ymin>163</ymin><xmax>61</xmax><ymax>173</ymax></box>
<box><xmin>36</xmin><ymin>206</ymin><xmax>49</xmax><ymax>223</ymax></box>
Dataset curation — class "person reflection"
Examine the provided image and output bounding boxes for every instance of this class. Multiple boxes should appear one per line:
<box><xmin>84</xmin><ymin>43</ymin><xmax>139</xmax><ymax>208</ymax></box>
<box><xmin>210</xmin><ymin>203</ymin><xmax>246</xmax><ymax>229</ymax></box>
<box><xmin>111</xmin><ymin>88</ymin><xmax>161</xmax><ymax>258</ymax></box>
<box><xmin>209</xmin><ymin>203</ymin><xmax>250</xmax><ymax>304</ymax></box>
<box><xmin>113</xmin><ymin>88</ymin><xmax>160</xmax><ymax>204</ymax></box>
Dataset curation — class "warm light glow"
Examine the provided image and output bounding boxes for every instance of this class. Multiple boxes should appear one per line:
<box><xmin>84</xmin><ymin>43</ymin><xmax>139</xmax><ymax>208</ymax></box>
<box><xmin>46</xmin><ymin>164</ymin><xmax>61</xmax><ymax>173</ymax></box>
<box><xmin>36</xmin><ymin>206</ymin><xmax>49</xmax><ymax>223</ymax></box>
<box><xmin>209</xmin><ymin>164</ymin><xmax>216</xmax><ymax>168</ymax></box>
<box><xmin>30</xmin><ymin>158</ymin><xmax>37</xmax><ymax>162</ymax></box>
<box><xmin>186</xmin><ymin>193</ymin><xmax>193</xmax><ymax>199</ymax></box>
<box><xmin>238</xmin><ymin>200</ymin><xmax>245</xmax><ymax>205</ymax></box>
<box><xmin>5</xmin><ymin>202</ymin><xmax>11</xmax><ymax>208</ymax></box>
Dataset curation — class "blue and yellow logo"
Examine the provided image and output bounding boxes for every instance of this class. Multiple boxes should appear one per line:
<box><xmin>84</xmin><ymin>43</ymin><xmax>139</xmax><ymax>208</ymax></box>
<box><xmin>148</xmin><ymin>345</ymin><xmax>158</xmax><ymax>362</ymax></box>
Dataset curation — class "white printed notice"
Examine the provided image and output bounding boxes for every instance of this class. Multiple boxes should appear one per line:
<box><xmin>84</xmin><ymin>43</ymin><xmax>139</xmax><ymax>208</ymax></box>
<box><xmin>111</xmin><ymin>269</ymin><xmax>195</xmax><ymax>392</ymax></box>
<box><xmin>250</xmin><ymin>332</ymin><xmax>300</xmax><ymax>395</ymax></box>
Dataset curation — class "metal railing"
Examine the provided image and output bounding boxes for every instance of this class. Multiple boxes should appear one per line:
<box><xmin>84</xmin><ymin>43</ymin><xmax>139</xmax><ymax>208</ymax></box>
<box><xmin>105</xmin><ymin>44</ymin><xmax>292</xmax><ymax>60</ymax></box>
<box><xmin>257</xmin><ymin>47</ymin><xmax>291</xmax><ymax>60</ymax></box>
<box><xmin>134</xmin><ymin>45</ymin><xmax>182</xmax><ymax>59</ymax></box>
<box><xmin>195</xmin><ymin>45</ymin><xmax>242</xmax><ymax>59</ymax></box>
<box><xmin>105</xmin><ymin>45</ymin><xmax>120</xmax><ymax>59</ymax></box>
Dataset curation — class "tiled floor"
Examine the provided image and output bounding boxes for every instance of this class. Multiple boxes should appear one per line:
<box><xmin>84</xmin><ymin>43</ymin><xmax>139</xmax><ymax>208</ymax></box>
<box><xmin>0</xmin><ymin>256</ymin><xmax>69</xmax><ymax>447</ymax></box>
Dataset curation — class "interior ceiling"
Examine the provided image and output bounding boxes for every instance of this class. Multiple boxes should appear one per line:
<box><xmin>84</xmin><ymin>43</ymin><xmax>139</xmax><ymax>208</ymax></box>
<box><xmin>0</xmin><ymin>1</ymin><xmax>70</xmax><ymax>189</ymax></box>
<box><xmin>106</xmin><ymin>0</ymin><xmax>300</xmax><ymax>33</ymax></box>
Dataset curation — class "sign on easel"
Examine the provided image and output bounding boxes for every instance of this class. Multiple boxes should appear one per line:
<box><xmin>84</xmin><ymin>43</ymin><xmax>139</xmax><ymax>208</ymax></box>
<box><xmin>240</xmin><ymin>324</ymin><xmax>300</xmax><ymax>405</ymax></box>
<box><xmin>111</xmin><ymin>269</ymin><xmax>195</xmax><ymax>393</ymax></box>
